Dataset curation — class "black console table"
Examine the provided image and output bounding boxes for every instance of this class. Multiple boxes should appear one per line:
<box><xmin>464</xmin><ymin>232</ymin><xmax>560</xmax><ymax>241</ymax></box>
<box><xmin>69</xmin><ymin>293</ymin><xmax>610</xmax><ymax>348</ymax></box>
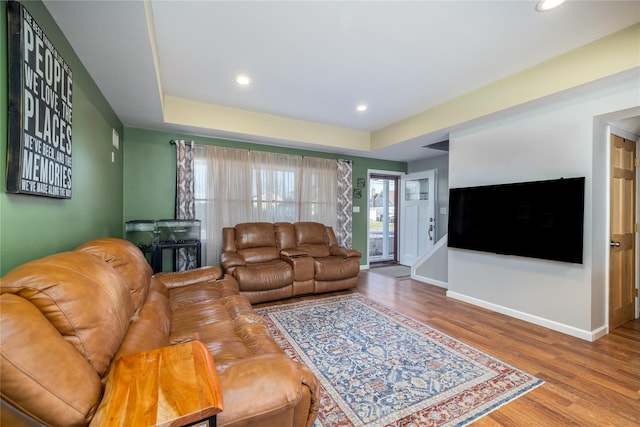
<box><xmin>151</xmin><ymin>241</ymin><xmax>201</xmax><ymax>273</ymax></box>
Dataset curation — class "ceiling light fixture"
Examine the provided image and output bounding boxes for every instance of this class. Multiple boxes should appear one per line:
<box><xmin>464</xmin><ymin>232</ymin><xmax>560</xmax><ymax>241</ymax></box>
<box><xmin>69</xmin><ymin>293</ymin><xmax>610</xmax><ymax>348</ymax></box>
<box><xmin>356</xmin><ymin>104</ymin><xmax>368</xmax><ymax>112</ymax></box>
<box><xmin>536</xmin><ymin>0</ymin><xmax>566</xmax><ymax>12</ymax></box>
<box><xmin>235</xmin><ymin>75</ymin><xmax>251</xmax><ymax>86</ymax></box>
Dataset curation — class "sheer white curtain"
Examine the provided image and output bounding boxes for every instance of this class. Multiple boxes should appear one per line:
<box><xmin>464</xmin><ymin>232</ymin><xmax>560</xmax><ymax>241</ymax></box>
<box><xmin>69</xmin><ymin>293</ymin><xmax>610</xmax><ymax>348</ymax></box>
<box><xmin>195</xmin><ymin>145</ymin><xmax>253</xmax><ymax>266</ymax></box>
<box><xmin>195</xmin><ymin>145</ymin><xmax>339</xmax><ymax>265</ymax></box>
<box><xmin>250</xmin><ymin>151</ymin><xmax>302</xmax><ymax>223</ymax></box>
<box><xmin>300</xmin><ymin>156</ymin><xmax>337</xmax><ymax>229</ymax></box>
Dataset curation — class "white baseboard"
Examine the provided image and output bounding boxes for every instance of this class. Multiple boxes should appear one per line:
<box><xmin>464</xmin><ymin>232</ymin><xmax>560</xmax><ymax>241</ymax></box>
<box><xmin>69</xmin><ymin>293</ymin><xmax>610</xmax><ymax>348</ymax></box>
<box><xmin>412</xmin><ymin>274</ymin><xmax>448</xmax><ymax>289</ymax></box>
<box><xmin>446</xmin><ymin>291</ymin><xmax>607</xmax><ymax>342</ymax></box>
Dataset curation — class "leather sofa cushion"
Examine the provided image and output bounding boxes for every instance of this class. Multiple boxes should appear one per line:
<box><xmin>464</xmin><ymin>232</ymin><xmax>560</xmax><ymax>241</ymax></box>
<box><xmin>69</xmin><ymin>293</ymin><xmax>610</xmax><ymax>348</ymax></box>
<box><xmin>167</xmin><ymin>275</ymin><xmax>239</xmax><ymax>309</ymax></box>
<box><xmin>235</xmin><ymin>222</ymin><xmax>277</xmax><ymax>250</ymax></box>
<box><xmin>113</xmin><ymin>279</ymin><xmax>171</xmax><ymax>360</ymax></box>
<box><xmin>0</xmin><ymin>294</ymin><xmax>102</xmax><ymax>427</ymax></box>
<box><xmin>0</xmin><ymin>251</ymin><xmax>134</xmax><ymax>377</ymax></box>
<box><xmin>234</xmin><ymin>260</ymin><xmax>293</xmax><ymax>291</ymax></box>
<box><xmin>238</xmin><ymin>246</ymin><xmax>280</xmax><ymax>263</ymax></box>
<box><xmin>295</xmin><ymin>222</ymin><xmax>331</xmax><ymax>257</ymax></box>
<box><xmin>314</xmin><ymin>256</ymin><xmax>361</xmax><ymax>281</ymax></box>
<box><xmin>168</xmin><ymin>281</ymin><xmax>283</xmax><ymax>368</ymax></box>
<box><xmin>76</xmin><ymin>238</ymin><xmax>152</xmax><ymax>312</ymax></box>
<box><xmin>167</xmin><ymin>279</ymin><xmax>254</xmax><ymax>351</ymax></box>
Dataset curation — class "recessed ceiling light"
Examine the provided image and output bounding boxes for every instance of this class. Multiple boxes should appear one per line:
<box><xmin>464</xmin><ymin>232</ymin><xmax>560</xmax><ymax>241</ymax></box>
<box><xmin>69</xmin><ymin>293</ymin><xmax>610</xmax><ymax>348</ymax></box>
<box><xmin>536</xmin><ymin>0</ymin><xmax>566</xmax><ymax>12</ymax></box>
<box><xmin>356</xmin><ymin>104</ymin><xmax>368</xmax><ymax>112</ymax></box>
<box><xmin>235</xmin><ymin>75</ymin><xmax>251</xmax><ymax>86</ymax></box>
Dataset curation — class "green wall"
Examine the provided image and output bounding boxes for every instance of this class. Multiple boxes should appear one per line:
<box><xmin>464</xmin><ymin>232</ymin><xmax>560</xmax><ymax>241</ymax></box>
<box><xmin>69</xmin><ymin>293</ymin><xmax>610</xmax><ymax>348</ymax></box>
<box><xmin>1</xmin><ymin>0</ymin><xmax>123</xmax><ymax>275</ymax></box>
<box><xmin>123</xmin><ymin>127</ymin><xmax>407</xmax><ymax>265</ymax></box>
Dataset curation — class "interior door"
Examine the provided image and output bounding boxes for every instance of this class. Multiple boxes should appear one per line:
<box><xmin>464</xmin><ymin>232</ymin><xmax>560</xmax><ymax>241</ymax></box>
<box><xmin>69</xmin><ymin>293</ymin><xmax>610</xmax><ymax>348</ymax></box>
<box><xmin>609</xmin><ymin>134</ymin><xmax>637</xmax><ymax>330</ymax></box>
<box><xmin>399</xmin><ymin>170</ymin><xmax>436</xmax><ymax>266</ymax></box>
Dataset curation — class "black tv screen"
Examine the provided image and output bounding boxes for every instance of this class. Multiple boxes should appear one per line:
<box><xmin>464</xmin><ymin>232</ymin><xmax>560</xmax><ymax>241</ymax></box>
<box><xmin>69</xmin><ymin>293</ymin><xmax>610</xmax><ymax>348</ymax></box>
<box><xmin>447</xmin><ymin>177</ymin><xmax>585</xmax><ymax>264</ymax></box>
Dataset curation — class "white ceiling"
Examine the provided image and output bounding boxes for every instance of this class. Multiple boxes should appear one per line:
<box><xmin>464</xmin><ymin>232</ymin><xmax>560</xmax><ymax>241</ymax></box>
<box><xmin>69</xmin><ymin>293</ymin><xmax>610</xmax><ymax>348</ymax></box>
<box><xmin>43</xmin><ymin>0</ymin><xmax>640</xmax><ymax>162</ymax></box>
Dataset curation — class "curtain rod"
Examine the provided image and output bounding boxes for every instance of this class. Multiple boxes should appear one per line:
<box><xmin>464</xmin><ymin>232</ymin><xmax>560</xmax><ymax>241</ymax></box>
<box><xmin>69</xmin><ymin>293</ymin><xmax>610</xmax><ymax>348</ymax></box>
<box><xmin>169</xmin><ymin>140</ymin><xmax>350</xmax><ymax>162</ymax></box>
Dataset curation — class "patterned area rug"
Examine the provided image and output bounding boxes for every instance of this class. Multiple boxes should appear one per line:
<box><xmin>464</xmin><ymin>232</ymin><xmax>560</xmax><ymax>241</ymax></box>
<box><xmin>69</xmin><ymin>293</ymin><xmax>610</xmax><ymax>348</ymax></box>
<box><xmin>256</xmin><ymin>294</ymin><xmax>543</xmax><ymax>427</ymax></box>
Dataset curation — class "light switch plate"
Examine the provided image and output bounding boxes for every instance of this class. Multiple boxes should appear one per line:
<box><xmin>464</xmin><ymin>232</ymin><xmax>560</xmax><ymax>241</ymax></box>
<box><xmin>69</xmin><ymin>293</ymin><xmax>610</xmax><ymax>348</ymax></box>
<box><xmin>112</xmin><ymin>129</ymin><xmax>120</xmax><ymax>150</ymax></box>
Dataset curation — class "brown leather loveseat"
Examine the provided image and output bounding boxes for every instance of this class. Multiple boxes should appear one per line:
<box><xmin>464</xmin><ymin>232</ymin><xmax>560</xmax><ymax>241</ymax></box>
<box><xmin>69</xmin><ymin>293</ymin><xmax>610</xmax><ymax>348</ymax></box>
<box><xmin>221</xmin><ymin>222</ymin><xmax>361</xmax><ymax>303</ymax></box>
<box><xmin>1</xmin><ymin>238</ymin><xmax>318</xmax><ymax>427</ymax></box>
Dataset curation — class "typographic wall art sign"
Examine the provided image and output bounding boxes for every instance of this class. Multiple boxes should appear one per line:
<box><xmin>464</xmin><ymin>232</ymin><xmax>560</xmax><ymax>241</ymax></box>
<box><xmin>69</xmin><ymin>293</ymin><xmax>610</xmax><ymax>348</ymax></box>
<box><xmin>6</xmin><ymin>0</ymin><xmax>73</xmax><ymax>198</ymax></box>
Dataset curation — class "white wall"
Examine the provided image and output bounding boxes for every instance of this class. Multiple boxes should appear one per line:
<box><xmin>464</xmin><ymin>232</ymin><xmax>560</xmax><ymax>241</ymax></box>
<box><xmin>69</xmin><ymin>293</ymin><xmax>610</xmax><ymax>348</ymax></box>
<box><xmin>413</xmin><ymin>234</ymin><xmax>448</xmax><ymax>288</ymax></box>
<box><xmin>446</xmin><ymin>70</ymin><xmax>639</xmax><ymax>341</ymax></box>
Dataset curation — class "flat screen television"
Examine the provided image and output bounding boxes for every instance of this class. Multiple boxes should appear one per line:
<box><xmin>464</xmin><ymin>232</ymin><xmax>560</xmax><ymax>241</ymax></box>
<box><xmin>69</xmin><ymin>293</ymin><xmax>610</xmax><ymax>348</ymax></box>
<box><xmin>447</xmin><ymin>177</ymin><xmax>585</xmax><ymax>264</ymax></box>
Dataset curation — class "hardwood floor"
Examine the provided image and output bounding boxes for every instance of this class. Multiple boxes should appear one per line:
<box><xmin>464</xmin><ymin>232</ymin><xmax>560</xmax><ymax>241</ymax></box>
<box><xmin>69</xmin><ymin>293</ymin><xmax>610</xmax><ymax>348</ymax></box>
<box><xmin>258</xmin><ymin>271</ymin><xmax>640</xmax><ymax>426</ymax></box>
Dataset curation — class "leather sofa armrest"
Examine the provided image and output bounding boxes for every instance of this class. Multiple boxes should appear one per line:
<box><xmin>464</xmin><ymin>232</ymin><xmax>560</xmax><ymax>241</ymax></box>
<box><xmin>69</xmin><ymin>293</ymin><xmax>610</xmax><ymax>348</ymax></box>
<box><xmin>221</xmin><ymin>252</ymin><xmax>246</xmax><ymax>270</ymax></box>
<box><xmin>330</xmin><ymin>246</ymin><xmax>362</xmax><ymax>258</ymax></box>
<box><xmin>154</xmin><ymin>266</ymin><xmax>222</xmax><ymax>289</ymax></box>
<box><xmin>280</xmin><ymin>249</ymin><xmax>308</xmax><ymax>258</ymax></box>
<box><xmin>281</xmin><ymin>252</ymin><xmax>314</xmax><ymax>282</ymax></box>
<box><xmin>217</xmin><ymin>355</ymin><xmax>318</xmax><ymax>426</ymax></box>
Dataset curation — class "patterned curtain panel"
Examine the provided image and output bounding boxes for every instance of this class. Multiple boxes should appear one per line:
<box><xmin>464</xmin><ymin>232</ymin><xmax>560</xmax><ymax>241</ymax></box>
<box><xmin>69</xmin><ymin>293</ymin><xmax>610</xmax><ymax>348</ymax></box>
<box><xmin>173</xmin><ymin>139</ymin><xmax>197</xmax><ymax>271</ymax></box>
<box><xmin>336</xmin><ymin>159</ymin><xmax>353</xmax><ymax>248</ymax></box>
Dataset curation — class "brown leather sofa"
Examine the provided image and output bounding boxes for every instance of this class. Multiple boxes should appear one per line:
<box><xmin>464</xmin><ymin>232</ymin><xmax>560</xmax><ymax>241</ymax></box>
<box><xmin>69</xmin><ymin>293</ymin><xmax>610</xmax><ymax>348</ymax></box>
<box><xmin>0</xmin><ymin>238</ymin><xmax>318</xmax><ymax>427</ymax></box>
<box><xmin>221</xmin><ymin>222</ymin><xmax>361</xmax><ymax>303</ymax></box>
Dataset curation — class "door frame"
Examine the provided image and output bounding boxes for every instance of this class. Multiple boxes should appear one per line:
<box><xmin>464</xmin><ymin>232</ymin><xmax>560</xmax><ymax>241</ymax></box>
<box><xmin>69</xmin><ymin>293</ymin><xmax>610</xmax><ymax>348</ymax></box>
<box><xmin>366</xmin><ymin>169</ymin><xmax>403</xmax><ymax>269</ymax></box>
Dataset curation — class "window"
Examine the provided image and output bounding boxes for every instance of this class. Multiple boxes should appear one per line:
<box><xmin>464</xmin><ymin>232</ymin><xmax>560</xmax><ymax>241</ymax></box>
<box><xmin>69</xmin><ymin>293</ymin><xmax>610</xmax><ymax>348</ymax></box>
<box><xmin>194</xmin><ymin>145</ymin><xmax>337</xmax><ymax>264</ymax></box>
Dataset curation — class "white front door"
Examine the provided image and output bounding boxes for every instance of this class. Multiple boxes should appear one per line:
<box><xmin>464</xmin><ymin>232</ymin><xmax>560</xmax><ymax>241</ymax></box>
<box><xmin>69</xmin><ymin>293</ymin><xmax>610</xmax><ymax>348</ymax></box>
<box><xmin>400</xmin><ymin>170</ymin><xmax>436</xmax><ymax>266</ymax></box>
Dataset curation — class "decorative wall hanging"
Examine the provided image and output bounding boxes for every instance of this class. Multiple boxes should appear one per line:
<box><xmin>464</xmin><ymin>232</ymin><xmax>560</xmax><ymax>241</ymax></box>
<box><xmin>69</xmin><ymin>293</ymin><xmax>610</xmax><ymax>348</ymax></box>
<box><xmin>6</xmin><ymin>1</ymin><xmax>73</xmax><ymax>198</ymax></box>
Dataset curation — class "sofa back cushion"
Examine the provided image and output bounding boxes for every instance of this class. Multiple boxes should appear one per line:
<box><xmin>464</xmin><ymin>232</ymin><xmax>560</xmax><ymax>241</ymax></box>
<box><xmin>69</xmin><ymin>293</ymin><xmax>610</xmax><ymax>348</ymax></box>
<box><xmin>294</xmin><ymin>222</ymin><xmax>331</xmax><ymax>258</ymax></box>
<box><xmin>113</xmin><ymin>279</ymin><xmax>171</xmax><ymax>359</ymax></box>
<box><xmin>1</xmin><ymin>294</ymin><xmax>103</xmax><ymax>426</ymax></box>
<box><xmin>275</xmin><ymin>222</ymin><xmax>296</xmax><ymax>250</ymax></box>
<box><xmin>0</xmin><ymin>251</ymin><xmax>134</xmax><ymax>377</ymax></box>
<box><xmin>222</xmin><ymin>227</ymin><xmax>238</xmax><ymax>252</ymax></box>
<box><xmin>76</xmin><ymin>237</ymin><xmax>152</xmax><ymax>312</ymax></box>
<box><xmin>325</xmin><ymin>226</ymin><xmax>340</xmax><ymax>246</ymax></box>
<box><xmin>235</xmin><ymin>222</ymin><xmax>279</xmax><ymax>263</ymax></box>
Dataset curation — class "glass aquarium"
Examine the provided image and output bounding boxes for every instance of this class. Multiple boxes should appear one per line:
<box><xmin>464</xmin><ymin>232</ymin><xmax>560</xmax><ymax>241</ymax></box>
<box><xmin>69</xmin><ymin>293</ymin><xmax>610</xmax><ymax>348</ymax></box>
<box><xmin>125</xmin><ymin>220</ymin><xmax>157</xmax><ymax>251</ymax></box>
<box><xmin>156</xmin><ymin>219</ymin><xmax>201</xmax><ymax>244</ymax></box>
